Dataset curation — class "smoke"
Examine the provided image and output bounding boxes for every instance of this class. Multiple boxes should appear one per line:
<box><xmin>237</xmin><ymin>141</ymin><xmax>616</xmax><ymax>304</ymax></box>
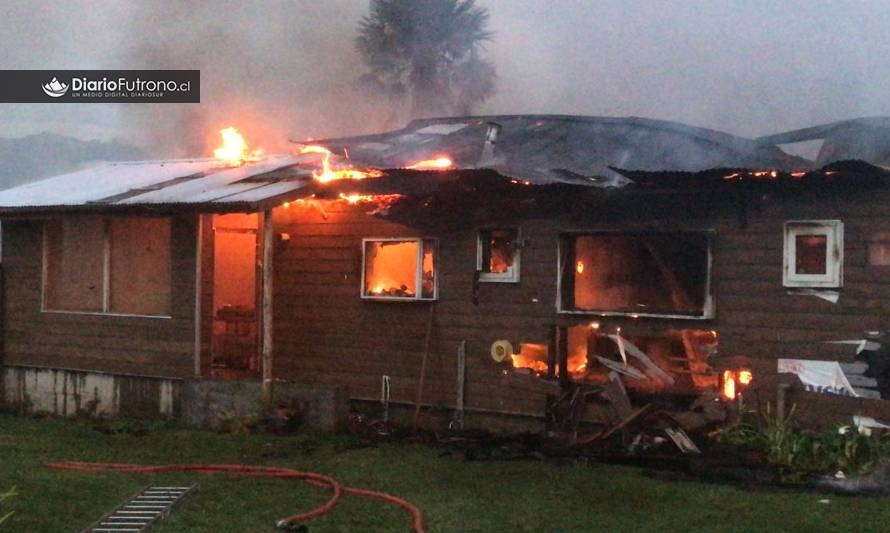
<box><xmin>119</xmin><ymin>2</ymin><xmax>398</xmax><ymax>158</ymax></box>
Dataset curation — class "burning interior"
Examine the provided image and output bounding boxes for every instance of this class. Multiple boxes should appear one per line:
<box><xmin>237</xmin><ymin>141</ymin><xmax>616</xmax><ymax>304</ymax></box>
<box><xmin>362</xmin><ymin>238</ymin><xmax>437</xmax><ymax>300</ymax></box>
<box><xmin>560</xmin><ymin>232</ymin><xmax>712</xmax><ymax>317</ymax></box>
<box><xmin>508</xmin><ymin>326</ymin><xmax>718</xmax><ymax>394</ymax></box>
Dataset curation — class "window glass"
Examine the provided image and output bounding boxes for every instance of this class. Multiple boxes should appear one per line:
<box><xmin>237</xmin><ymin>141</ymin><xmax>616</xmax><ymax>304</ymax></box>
<box><xmin>483</xmin><ymin>229</ymin><xmax>515</xmax><ymax>273</ymax></box>
<box><xmin>109</xmin><ymin>217</ymin><xmax>172</xmax><ymax>315</ymax></box>
<box><xmin>364</xmin><ymin>240</ymin><xmax>419</xmax><ymax>298</ymax></box>
<box><xmin>44</xmin><ymin>217</ymin><xmax>105</xmax><ymax>311</ymax></box>
<box><xmin>44</xmin><ymin>216</ymin><xmax>172</xmax><ymax>315</ymax></box>
<box><xmin>794</xmin><ymin>234</ymin><xmax>827</xmax><ymax>274</ymax></box>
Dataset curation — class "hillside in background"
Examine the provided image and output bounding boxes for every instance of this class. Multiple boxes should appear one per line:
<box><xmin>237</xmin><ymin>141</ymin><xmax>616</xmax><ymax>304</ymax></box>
<box><xmin>0</xmin><ymin>133</ymin><xmax>144</xmax><ymax>190</ymax></box>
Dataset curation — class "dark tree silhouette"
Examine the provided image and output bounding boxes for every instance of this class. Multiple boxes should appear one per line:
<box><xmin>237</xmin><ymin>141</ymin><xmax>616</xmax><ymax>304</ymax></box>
<box><xmin>356</xmin><ymin>0</ymin><xmax>496</xmax><ymax>118</ymax></box>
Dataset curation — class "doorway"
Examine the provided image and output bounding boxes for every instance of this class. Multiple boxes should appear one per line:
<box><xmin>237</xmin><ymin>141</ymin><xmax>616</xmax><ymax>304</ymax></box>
<box><xmin>210</xmin><ymin>212</ymin><xmax>259</xmax><ymax>378</ymax></box>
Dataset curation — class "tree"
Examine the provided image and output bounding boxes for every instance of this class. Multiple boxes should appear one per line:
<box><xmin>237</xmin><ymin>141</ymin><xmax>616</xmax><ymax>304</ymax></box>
<box><xmin>356</xmin><ymin>0</ymin><xmax>497</xmax><ymax>118</ymax></box>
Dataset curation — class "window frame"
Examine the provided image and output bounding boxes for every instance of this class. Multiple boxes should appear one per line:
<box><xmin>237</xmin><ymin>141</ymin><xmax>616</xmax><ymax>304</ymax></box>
<box><xmin>360</xmin><ymin>237</ymin><xmax>439</xmax><ymax>302</ymax></box>
<box><xmin>556</xmin><ymin>229</ymin><xmax>715</xmax><ymax>320</ymax></box>
<box><xmin>476</xmin><ymin>228</ymin><xmax>521</xmax><ymax>283</ymax></box>
<box><xmin>41</xmin><ymin>216</ymin><xmax>174</xmax><ymax>319</ymax></box>
<box><xmin>783</xmin><ymin>220</ymin><xmax>843</xmax><ymax>288</ymax></box>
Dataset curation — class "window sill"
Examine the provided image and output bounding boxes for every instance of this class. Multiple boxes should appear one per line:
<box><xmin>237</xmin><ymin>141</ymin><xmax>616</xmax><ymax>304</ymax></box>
<box><xmin>557</xmin><ymin>309</ymin><xmax>713</xmax><ymax>320</ymax></box>
<box><xmin>360</xmin><ymin>296</ymin><xmax>437</xmax><ymax>302</ymax></box>
<box><xmin>41</xmin><ymin>309</ymin><xmax>173</xmax><ymax>320</ymax></box>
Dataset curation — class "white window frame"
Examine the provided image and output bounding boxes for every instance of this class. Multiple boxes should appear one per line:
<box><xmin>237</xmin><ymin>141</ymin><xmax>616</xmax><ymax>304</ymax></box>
<box><xmin>360</xmin><ymin>237</ymin><xmax>438</xmax><ymax>301</ymax></box>
<box><xmin>476</xmin><ymin>228</ymin><xmax>520</xmax><ymax>283</ymax></box>
<box><xmin>556</xmin><ymin>229</ymin><xmax>715</xmax><ymax>320</ymax></box>
<box><xmin>783</xmin><ymin>220</ymin><xmax>843</xmax><ymax>288</ymax></box>
<box><xmin>41</xmin><ymin>216</ymin><xmax>173</xmax><ymax>319</ymax></box>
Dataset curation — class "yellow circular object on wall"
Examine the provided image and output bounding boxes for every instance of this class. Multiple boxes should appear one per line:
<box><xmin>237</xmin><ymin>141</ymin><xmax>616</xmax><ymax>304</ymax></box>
<box><xmin>490</xmin><ymin>340</ymin><xmax>514</xmax><ymax>362</ymax></box>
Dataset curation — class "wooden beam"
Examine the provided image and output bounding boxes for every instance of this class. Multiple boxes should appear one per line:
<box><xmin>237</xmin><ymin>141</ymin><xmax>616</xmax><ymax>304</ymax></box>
<box><xmin>261</xmin><ymin>208</ymin><xmax>274</xmax><ymax>397</ymax></box>
<box><xmin>193</xmin><ymin>214</ymin><xmax>202</xmax><ymax>377</ymax></box>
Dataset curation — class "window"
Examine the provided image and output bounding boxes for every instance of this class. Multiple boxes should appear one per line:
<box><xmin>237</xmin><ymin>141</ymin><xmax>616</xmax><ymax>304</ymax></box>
<box><xmin>559</xmin><ymin>231</ymin><xmax>713</xmax><ymax>318</ymax></box>
<box><xmin>362</xmin><ymin>238</ymin><xmax>437</xmax><ymax>300</ymax></box>
<box><xmin>868</xmin><ymin>233</ymin><xmax>890</xmax><ymax>266</ymax></box>
<box><xmin>44</xmin><ymin>216</ymin><xmax>172</xmax><ymax>316</ymax></box>
<box><xmin>476</xmin><ymin>228</ymin><xmax>520</xmax><ymax>282</ymax></box>
<box><xmin>783</xmin><ymin>220</ymin><xmax>843</xmax><ymax>288</ymax></box>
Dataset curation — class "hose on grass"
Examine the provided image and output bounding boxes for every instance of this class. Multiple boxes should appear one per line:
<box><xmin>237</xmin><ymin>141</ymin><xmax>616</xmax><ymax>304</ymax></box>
<box><xmin>44</xmin><ymin>461</ymin><xmax>425</xmax><ymax>532</ymax></box>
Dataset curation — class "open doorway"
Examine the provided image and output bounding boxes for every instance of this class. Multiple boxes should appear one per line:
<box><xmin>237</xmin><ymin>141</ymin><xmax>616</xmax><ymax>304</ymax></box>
<box><xmin>210</xmin><ymin>212</ymin><xmax>259</xmax><ymax>378</ymax></box>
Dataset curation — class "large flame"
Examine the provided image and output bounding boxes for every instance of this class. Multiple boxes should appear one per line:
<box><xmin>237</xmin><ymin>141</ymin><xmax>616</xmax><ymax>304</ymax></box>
<box><xmin>299</xmin><ymin>145</ymin><xmax>382</xmax><ymax>183</ymax></box>
<box><xmin>406</xmin><ymin>156</ymin><xmax>454</xmax><ymax>170</ymax></box>
<box><xmin>214</xmin><ymin>127</ymin><xmax>262</xmax><ymax>166</ymax></box>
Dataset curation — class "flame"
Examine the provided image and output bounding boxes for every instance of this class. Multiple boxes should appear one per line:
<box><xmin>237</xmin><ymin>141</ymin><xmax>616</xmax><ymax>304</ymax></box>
<box><xmin>738</xmin><ymin>369</ymin><xmax>753</xmax><ymax>385</ymax></box>
<box><xmin>339</xmin><ymin>193</ymin><xmax>372</xmax><ymax>205</ymax></box>
<box><xmin>300</xmin><ymin>145</ymin><xmax>382</xmax><ymax>183</ymax></box>
<box><xmin>576</xmin><ymin>261</ymin><xmax>585</xmax><ymax>274</ymax></box>
<box><xmin>510</xmin><ymin>343</ymin><xmax>549</xmax><ymax>373</ymax></box>
<box><xmin>511</xmin><ymin>354</ymin><xmax>548</xmax><ymax>373</ymax></box>
<box><xmin>723</xmin><ymin>370</ymin><xmax>736</xmax><ymax>400</ymax></box>
<box><xmin>406</xmin><ymin>156</ymin><xmax>454</xmax><ymax>170</ymax></box>
<box><xmin>214</xmin><ymin>127</ymin><xmax>263</xmax><ymax>166</ymax></box>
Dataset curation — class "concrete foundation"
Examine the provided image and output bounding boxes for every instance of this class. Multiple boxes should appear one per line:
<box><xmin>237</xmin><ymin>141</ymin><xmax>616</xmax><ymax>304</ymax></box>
<box><xmin>2</xmin><ymin>365</ymin><xmax>346</xmax><ymax>432</ymax></box>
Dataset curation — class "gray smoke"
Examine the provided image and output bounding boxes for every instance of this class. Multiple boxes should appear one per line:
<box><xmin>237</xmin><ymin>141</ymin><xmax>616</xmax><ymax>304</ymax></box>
<box><xmin>3</xmin><ymin>0</ymin><xmax>890</xmax><ymax>162</ymax></box>
<box><xmin>119</xmin><ymin>2</ymin><xmax>396</xmax><ymax>158</ymax></box>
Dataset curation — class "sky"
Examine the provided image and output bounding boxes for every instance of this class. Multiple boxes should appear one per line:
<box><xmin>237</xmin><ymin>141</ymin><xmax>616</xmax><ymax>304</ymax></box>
<box><xmin>0</xmin><ymin>0</ymin><xmax>888</xmax><ymax>157</ymax></box>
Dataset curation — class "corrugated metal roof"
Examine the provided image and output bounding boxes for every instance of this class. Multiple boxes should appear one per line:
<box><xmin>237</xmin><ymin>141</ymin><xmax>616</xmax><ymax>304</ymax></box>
<box><xmin>0</xmin><ymin>153</ymin><xmax>314</xmax><ymax>212</ymax></box>
<box><xmin>315</xmin><ymin>114</ymin><xmax>812</xmax><ymax>187</ymax></box>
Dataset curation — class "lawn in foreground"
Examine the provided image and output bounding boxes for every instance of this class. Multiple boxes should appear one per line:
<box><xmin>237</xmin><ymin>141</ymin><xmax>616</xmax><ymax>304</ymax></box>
<box><xmin>2</xmin><ymin>413</ymin><xmax>889</xmax><ymax>532</ymax></box>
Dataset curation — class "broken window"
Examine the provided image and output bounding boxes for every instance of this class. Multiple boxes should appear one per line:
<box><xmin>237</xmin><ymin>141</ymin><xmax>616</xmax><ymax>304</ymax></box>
<box><xmin>476</xmin><ymin>228</ymin><xmax>520</xmax><ymax>282</ymax></box>
<box><xmin>783</xmin><ymin>220</ymin><xmax>843</xmax><ymax>288</ymax></box>
<box><xmin>559</xmin><ymin>232</ymin><xmax>713</xmax><ymax>318</ymax></box>
<box><xmin>563</xmin><ymin>324</ymin><xmax>718</xmax><ymax>394</ymax></box>
<box><xmin>44</xmin><ymin>216</ymin><xmax>172</xmax><ymax>316</ymax></box>
<box><xmin>362</xmin><ymin>238</ymin><xmax>437</xmax><ymax>300</ymax></box>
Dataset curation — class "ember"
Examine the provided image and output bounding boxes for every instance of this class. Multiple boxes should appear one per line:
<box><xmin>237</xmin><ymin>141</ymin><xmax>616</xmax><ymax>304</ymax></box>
<box><xmin>214</xmin><ymin>127</ymin><xmax>262</xmax><ymax>166</ymax></box>
<box><xmin>406</xmin><ymin>156</ymin><xmax>454</xmax><ymax>170</ymax></box>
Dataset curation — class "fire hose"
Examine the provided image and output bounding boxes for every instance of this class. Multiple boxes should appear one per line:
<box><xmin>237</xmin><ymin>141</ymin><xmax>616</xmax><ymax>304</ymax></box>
<box><xmin>44</xmin><ymin>461</ymin><xmax>425</xmax><ymax>532</ymax></box>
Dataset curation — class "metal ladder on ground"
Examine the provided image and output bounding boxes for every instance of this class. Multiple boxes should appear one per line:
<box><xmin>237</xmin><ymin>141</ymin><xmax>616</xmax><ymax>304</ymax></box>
<box><xmin>82</xmin><ymin>485</ymin><xmax>196</xmax><ymax>532</ymax></box>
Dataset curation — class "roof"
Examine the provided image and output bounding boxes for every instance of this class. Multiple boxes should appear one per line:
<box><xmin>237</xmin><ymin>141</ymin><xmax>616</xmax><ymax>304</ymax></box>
<box><xmin>316</xmin><ymin>114</ymin><xmax>810</xmax><ymax>187</ymax></box>
<box><xmin>0</xmin><ymin>154</ymin><xmax>315</xmax><ymax>213</ymax></box>
<box><xmin>755</xmin><ymin>116</ymin><xmax>890</xmax><ymax>167</ymax></box>
<box><xmin>0</xmin><ymin>114</ymin><xmax>869</xmax><ymax>215</ymax></box>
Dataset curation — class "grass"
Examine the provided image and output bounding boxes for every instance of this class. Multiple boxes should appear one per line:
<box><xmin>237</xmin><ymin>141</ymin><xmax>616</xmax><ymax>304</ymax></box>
<box><xmin>3</xmin><ymin>414</ymin><xmax>890</xmax><ymax>532</ymax></box>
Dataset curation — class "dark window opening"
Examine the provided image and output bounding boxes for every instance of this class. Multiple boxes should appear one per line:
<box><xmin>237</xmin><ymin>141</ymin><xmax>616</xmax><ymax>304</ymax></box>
<box><xmin>560</xmin><ymin>232</ymin><xmax>712</xmax><ymax>317</ymax></box>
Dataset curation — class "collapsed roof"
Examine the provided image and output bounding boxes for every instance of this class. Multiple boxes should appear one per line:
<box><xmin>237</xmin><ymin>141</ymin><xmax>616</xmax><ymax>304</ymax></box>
<box><xmin>0</xmin><ymin>114</ymin><xmax>882</xmax><ymax>215</ymax></box>
<box><xmin>756</xmin><ymin>117</ymin><xmax>890</xmax><ymax>168</ymax></box>
<box><xmin>316</xmin><ymin>115</ymin><xmax>810</xmax><ymax>186</ymax></box>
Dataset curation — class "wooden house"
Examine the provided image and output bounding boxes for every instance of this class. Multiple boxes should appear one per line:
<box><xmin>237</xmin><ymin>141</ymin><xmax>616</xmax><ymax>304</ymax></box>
<box><xmin>3</xmin><ymin>115</ymin><xmax>890</xmax><ymax>430</ymax></box>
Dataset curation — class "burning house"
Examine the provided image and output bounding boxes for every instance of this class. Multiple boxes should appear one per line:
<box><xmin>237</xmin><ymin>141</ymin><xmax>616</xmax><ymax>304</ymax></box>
<box><xmin>4</xmin><ymin>115</ymin><xmax>890</xmax><ymax>432</ymax></box>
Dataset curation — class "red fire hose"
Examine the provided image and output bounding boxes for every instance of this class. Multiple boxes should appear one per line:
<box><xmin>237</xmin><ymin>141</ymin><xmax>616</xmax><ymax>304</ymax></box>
<box><xmin>44</xmin><ymin>461</ymin><xmax>425</xmax><ymax>532</ymax></box>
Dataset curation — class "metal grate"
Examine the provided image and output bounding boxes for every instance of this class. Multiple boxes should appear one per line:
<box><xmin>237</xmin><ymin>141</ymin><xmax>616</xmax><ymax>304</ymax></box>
<box><xmin>82</xmin><ymin>485</ymin><xmax>196</xmax><ymax>532</ymax></box>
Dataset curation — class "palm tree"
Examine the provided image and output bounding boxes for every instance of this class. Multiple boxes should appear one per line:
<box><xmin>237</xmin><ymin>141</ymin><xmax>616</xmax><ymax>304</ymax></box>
<box><xmin>356</xmin><ymin>0</ymin><xmax>496</xmax><ymax>118</ymax></box>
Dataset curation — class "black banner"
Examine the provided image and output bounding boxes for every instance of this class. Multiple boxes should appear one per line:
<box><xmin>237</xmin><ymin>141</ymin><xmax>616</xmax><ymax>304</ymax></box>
<box><xmin>0</xmin><ymin>70</ymin><xmax>200</xmax><ymax>103</ymax></box>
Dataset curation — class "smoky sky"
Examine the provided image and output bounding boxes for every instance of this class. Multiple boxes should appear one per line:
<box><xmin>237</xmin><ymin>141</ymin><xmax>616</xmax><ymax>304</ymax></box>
<box><xmin>1</xmin><ymin>0</ymin><xmax>889</xmax><ymax>157</ymax></box>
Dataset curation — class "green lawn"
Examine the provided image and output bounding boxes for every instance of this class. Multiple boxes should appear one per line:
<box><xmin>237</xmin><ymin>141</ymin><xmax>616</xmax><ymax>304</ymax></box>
<box><xmin>1</xmin><ymin>414</ymin><xmax>889</xmax><ymax>532</ymax></box>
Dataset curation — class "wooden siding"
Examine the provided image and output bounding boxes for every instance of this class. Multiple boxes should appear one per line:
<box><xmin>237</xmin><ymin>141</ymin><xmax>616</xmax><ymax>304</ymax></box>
<box><xmin>4</xmin><ymin>183</ymin><xmax>890</xmax><ymax>418</ymax></box>
<box><xmin>2</xmin><ymin>215</ymin><xmax>198</xmax><ymax>378</ymax></box>
<box><xmin>270</xmin><ymin>187</ymin><xmax>890</xmax><ymax>416</ymax></box>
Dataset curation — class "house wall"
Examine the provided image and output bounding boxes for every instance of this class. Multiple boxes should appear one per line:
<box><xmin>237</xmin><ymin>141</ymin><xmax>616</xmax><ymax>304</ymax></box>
<box><xmin>1</xmin><ymin>215</ymin><xmax>198</xmax><ymax>378</ymax></box>
<box><xmin>271</xmin><ymin>187</ymin><xmax>890</xmax><ymax>419</ymax></box>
